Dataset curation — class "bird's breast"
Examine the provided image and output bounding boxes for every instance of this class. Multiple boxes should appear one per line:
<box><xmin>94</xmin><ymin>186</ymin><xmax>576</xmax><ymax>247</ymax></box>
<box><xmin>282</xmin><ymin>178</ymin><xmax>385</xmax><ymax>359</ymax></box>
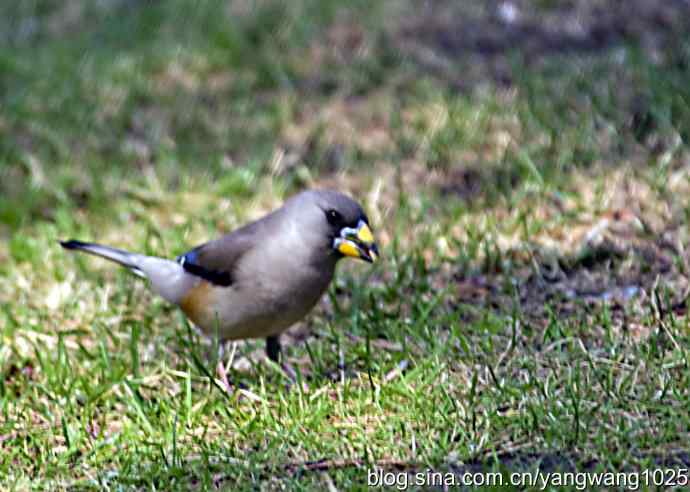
<box><xmin>178</xmin><ymin>260</ymin><xmax>335</xmax><ymax>340</ymax></box>
<box><xmin>179</xmin><ymin>280</ymin><xmax>215</xmax><ymax>330</ymax></box>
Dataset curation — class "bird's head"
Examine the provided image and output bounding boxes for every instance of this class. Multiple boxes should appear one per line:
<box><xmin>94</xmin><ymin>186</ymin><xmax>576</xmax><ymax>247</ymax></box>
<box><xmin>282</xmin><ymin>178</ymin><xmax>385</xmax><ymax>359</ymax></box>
<box><xmin>287</xmin><ymin>190</ymin><xmax>379</xmax><ymax>263</ymax></box>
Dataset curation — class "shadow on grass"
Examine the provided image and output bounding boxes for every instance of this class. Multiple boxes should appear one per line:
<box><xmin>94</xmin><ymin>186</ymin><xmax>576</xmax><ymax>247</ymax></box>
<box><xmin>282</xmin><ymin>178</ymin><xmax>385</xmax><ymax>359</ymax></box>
<box><xmin>452</xmin><ymin>219</ymin><xmax>688</xmax><ymax>342</ymax></box>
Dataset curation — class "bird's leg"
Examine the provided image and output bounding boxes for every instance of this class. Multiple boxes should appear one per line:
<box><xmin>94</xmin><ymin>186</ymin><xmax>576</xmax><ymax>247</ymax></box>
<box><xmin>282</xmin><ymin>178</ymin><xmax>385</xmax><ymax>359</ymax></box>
<box><xmin>215</xmin><ymin>341</ymin><xmax>234</xmax><ymax>394</ymax></box>
<box><xmin>266</xmin><ymin>335</ymin><xmax>300</xmax><ymax>383</ymax></box>
<box><xmin>265</xmin><ymin>335</ymin><xmax>281</xmax><ymax>364</ymax></box>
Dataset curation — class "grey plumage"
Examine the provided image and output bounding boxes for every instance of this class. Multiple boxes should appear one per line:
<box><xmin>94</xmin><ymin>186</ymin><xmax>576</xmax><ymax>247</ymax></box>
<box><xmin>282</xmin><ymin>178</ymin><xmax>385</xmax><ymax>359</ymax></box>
<box><xmin>60</xmin><ymin>239</ymin><xmax>196</xmax><ymax>303</ymax></box>
<box><xmin>60</xmin><ymin>240</ymin><xmax>146</xmax><ymax>277</ymax></box>
<box><xmin>60</xmin><ymin>189</ymin><xmax>378</xmax><ymax>371</ymax></box>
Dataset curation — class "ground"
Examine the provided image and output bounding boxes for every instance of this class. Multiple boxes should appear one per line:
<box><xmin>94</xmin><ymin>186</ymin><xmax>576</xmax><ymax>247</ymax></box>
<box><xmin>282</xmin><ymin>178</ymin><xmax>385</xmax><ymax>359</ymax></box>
<box><xmin>2</xmin><ymin>0</ymin><xmax>690</xmax><ymax>490</ymax></box>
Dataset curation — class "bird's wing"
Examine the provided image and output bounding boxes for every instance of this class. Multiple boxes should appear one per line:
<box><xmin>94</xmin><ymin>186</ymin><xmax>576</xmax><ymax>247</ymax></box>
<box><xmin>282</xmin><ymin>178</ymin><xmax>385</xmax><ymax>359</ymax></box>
<box><xmin>177</xmin><ymin>220</ymin><xmax>266</xmax><ymax>287</ymax></box>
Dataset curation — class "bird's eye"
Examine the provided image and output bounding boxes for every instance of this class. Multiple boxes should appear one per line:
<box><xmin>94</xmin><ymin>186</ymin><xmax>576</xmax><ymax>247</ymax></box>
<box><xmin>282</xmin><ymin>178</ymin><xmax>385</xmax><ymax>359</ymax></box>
<box><xmin>325</xmin><ymin>209</ymin><xmax>343</xmax><ymax>226</ymax></box>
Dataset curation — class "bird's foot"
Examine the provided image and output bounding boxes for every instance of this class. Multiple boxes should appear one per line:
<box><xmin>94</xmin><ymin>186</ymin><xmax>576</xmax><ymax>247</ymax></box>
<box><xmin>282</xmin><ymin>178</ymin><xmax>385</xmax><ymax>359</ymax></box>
<box><xmin>216</xmin><ymin>360</ymin><xmax>234</xmax><ymax>395</ymax></box>
<box><xmin>281</xmin><ymin>361</ymin><xmax>309</xmax><ymax>393</ymax></box>
<box><xmin>266</xmin><ymin>335</ymin><xmax>308</xmax><ymax>392</ymax></box>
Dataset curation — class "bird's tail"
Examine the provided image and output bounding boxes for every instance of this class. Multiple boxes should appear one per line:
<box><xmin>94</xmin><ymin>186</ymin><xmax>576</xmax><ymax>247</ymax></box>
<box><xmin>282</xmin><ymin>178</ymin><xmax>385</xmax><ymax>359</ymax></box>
<box><xmin>60</xmin><ymin>240</ymin><xmax>146</xmax><ymax>277</ymax></box>
<box><xmin>59</xmin><ymin>239</ymin><xmax>195</xmax><ymax>303</ymax></box>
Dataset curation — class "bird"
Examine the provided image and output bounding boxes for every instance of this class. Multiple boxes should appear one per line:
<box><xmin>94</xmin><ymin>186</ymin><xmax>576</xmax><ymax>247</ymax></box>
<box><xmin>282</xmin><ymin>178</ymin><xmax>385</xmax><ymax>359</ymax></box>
<box><xmin>60</xmin><ymin>189</ymin><xmax>378</xmax><ymax>387</ymax></box>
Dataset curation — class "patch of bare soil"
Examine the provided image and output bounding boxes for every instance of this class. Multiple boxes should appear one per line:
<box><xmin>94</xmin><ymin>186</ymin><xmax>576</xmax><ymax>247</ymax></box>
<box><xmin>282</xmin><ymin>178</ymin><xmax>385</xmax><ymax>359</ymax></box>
<box><xmin>396</xmin><ymin>0</ymin><xmax>690</xmax><ymax>90</ymax></box>
<box><xmin>452</xmin><ymin>170</ymin><xmax>690</xmax><ymax>338</ymax></box>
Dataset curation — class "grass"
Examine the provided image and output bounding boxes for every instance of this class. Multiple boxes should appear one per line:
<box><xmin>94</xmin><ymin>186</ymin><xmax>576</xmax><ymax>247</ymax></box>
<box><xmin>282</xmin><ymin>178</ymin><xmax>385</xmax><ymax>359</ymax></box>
<box><xmin>3</xmin><ymin>0</ymin><xmax>690</xmax><ymax>490</ymax></box>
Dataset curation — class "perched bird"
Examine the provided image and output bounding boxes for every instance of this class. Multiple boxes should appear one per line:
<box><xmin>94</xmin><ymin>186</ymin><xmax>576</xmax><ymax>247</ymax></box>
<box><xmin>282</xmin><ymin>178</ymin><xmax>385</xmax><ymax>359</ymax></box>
<box><xmin>60</xmin><ymin>189</ymin><xmax>378</xmax><ymax>385</ymax></box>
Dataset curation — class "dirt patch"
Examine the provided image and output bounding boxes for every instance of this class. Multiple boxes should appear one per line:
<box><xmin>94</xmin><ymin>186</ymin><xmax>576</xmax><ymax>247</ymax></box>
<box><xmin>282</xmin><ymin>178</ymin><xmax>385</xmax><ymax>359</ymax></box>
<box><xmin>449</xmin><ymin>168</ymin><xmax>690</xmax><ymax>338</ymax></box>
<box><xmin>395</xmin><ymin>0</ymin><xmax>690</xmax><ymax>90</ymax></box>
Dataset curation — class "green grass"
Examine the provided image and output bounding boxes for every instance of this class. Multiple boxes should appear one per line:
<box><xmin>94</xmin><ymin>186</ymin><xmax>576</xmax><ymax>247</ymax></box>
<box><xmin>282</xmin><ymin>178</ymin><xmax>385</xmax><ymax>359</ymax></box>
<box><xmin>3</xmin><ymin>1</ymin><xmax>690</xmax><ymax>490</ymax></box>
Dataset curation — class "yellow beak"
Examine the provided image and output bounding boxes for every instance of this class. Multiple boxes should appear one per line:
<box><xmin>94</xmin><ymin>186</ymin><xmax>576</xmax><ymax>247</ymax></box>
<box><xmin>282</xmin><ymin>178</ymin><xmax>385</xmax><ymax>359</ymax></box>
<box><xmin>334</xmin><ymin>220</ymin><xmax>379</xmax><ymax>263</ymax></box>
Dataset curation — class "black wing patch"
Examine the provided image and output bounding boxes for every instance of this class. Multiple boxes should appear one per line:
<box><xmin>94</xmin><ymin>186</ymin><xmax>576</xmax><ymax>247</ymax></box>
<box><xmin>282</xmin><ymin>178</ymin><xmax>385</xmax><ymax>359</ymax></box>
<box><xmin>177</xmin><ymin>250</ymin><xmax>234</xmax><ymax>287</ymax></box>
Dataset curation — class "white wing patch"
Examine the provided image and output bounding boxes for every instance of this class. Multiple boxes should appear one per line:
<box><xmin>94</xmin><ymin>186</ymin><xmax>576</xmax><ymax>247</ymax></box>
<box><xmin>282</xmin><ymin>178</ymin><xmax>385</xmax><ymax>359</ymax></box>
<box><xmin>136</xmin><ymin>256</ymin><xmax>199</xmax><ymax>304</ymax></box>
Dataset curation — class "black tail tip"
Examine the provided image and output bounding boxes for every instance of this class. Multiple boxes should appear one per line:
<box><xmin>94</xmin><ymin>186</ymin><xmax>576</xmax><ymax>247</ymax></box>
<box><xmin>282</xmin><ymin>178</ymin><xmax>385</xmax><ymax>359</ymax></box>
<box><xmin>60</xmin><ymin>239</ymin><xmax>87</xmax><ymax>250</ymax></box>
